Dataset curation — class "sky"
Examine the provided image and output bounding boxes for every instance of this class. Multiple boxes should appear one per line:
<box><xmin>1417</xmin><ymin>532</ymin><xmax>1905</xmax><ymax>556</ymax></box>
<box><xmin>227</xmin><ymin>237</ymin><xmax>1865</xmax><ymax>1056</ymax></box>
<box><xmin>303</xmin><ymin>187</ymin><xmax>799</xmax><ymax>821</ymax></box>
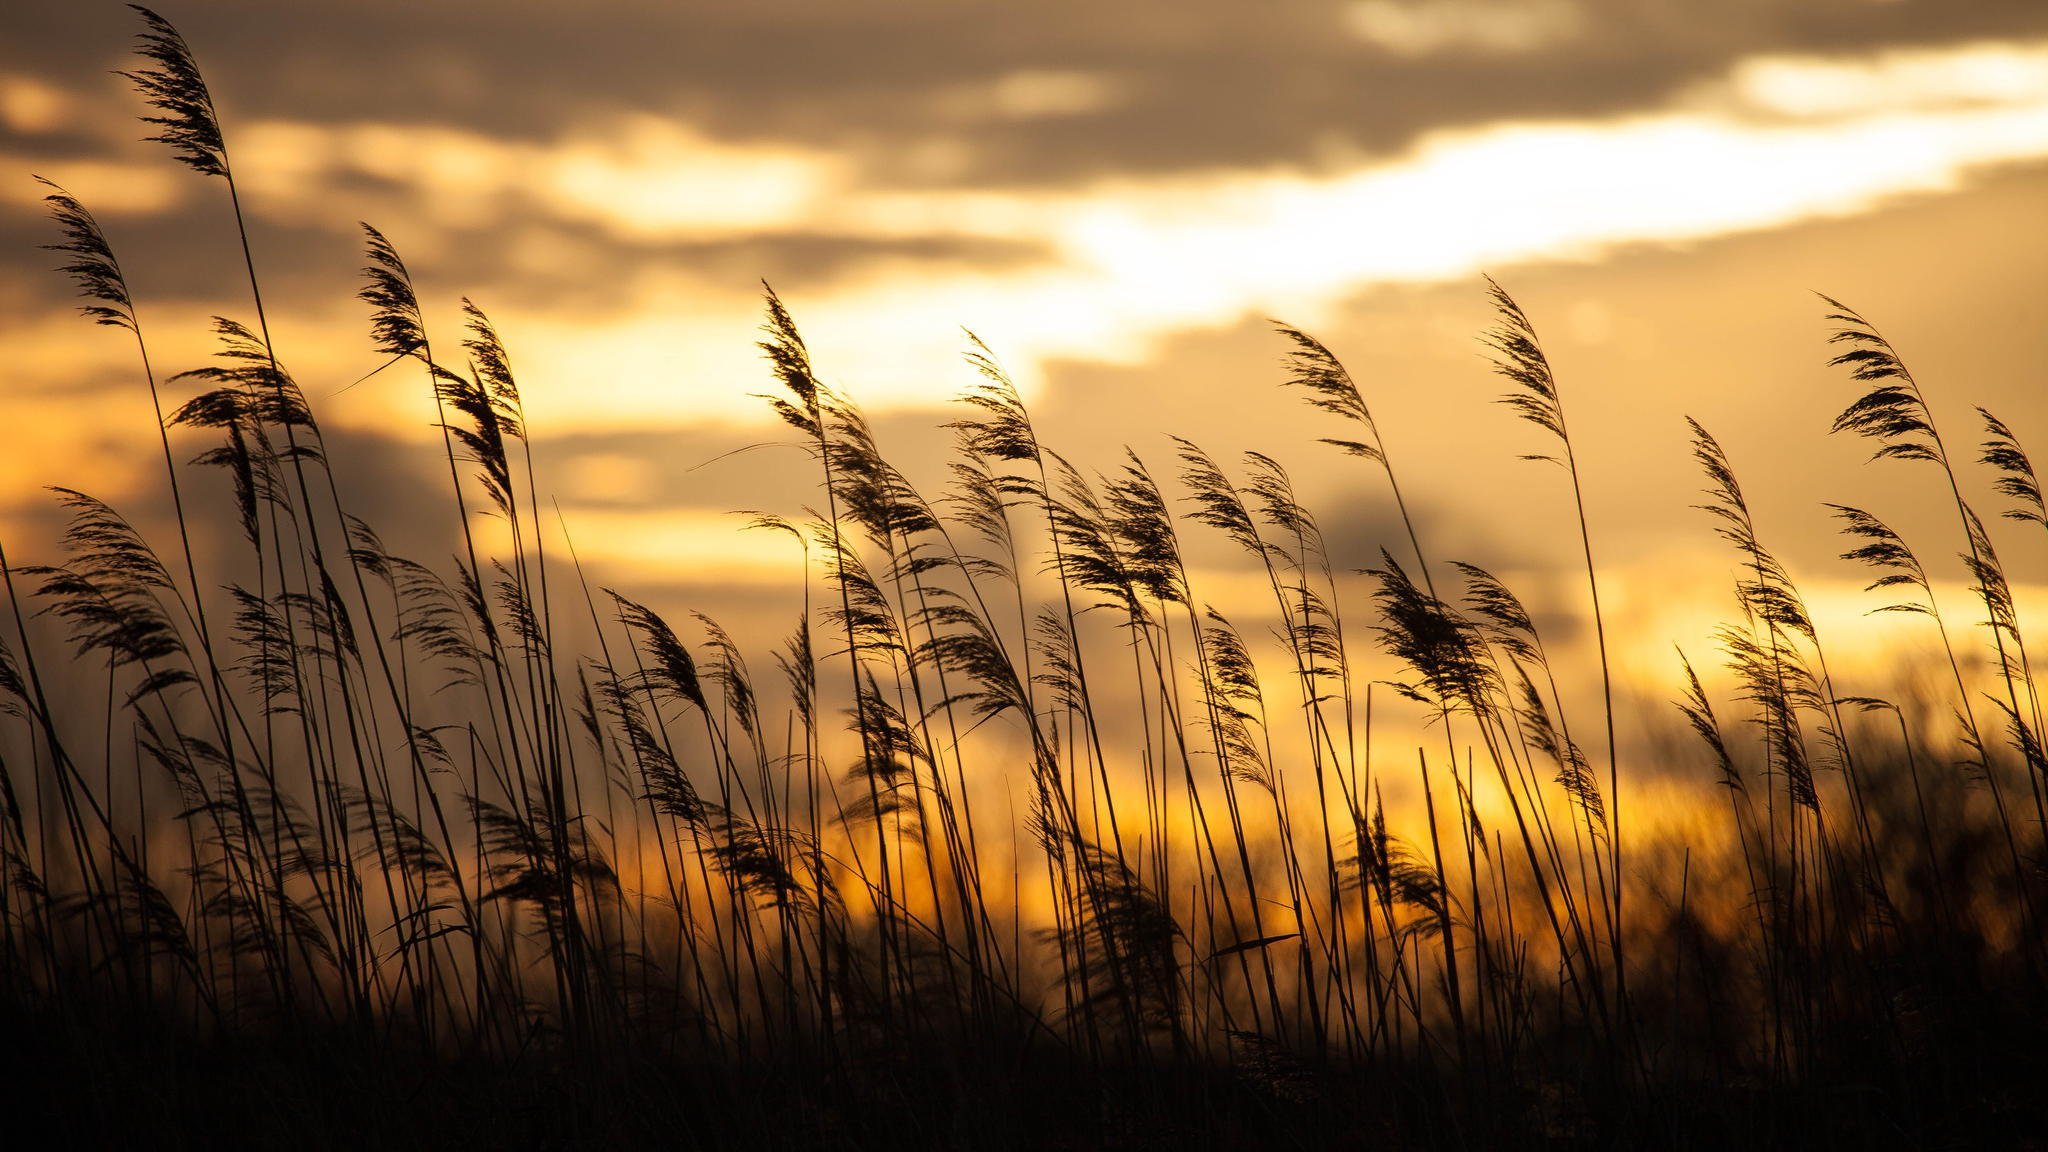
<box><xmin>5</xmin><ymin>0</ymin><xmax>2048</xmax><ymax>732</ymax></box>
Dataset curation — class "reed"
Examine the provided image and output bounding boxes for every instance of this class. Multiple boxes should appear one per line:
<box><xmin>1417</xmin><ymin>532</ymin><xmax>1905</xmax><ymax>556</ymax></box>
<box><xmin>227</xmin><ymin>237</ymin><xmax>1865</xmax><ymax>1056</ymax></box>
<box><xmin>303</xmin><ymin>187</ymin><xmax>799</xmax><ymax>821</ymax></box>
<box><xmin>5</xmin><ymin>8</ymin><xmax>2048</xmax><ymax>1147</ymax></box>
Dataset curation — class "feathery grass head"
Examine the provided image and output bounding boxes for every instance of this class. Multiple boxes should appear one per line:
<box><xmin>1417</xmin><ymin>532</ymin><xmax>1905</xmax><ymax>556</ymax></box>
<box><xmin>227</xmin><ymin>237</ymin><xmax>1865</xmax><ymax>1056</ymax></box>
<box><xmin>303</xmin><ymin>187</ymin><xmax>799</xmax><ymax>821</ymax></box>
<box><xmin>1450</xmin><ymin>561</ymin><xmax>1539</xmax><ymax>665</ymax></box>
<box><xmin>1718</xmin><ymin>625</ymin><xmax>1818</xmax><ymax>810</ymax></box>
<box><xmin>1201</xmin><ymin>607</ymin><xmax>1263</xmax><ymax>709</ymax></box>
<box><xmin>189</xmin><ymin>422</ymin><xmax>270</xmax><ymax>547</ymax></box>
<box><xmin>838</xmin><ymin>671</ymin><xmax>925</xmax><ymax>828</ymax></box>
<box><xmin>705</xmin><ymin>808</ymin><xmax>802</xmax><ymax>911</ymax></box>
<box><xmin>1030</xmin><ymin>607</ymin><xmax>1086</xmax><ymax>715</ymax></box>
<box><xmin>36</xmin><ymin>178</ymin><xmax>135</xmax><ymax>331</ymax></box>
<box><xmin>1104</xmin><ymin>453</ymin><xmax>1185</xmax><ymax>606</ymax></box>
<box><xmin>953</xmin><ymin>330</ymin><xmax>1041</xmax><ymax>466</ymax></box>
<box><xmin>1827</xmin><ymin>503</ymin><xmax>1931</xmax><ymax>616</ymax></box>
<box><xmin>1273</xmin><ymin>323</ymin><xmax>1369</xmax><ymax>425</ymax></box>
<box><xmin>1243</xmin><ymin>451</ymin><xmax>1322</xmax><ymax>558</ymax></box>
<box><xmin>1674</xmin><ymin>648</ymin><xmax>1740</xmax><ymax>791</ymax></box>
<box><xmin>1510</xmin><ymin>659</ymin><xmax>1604</xmax><ymax>827</ymax></box>
<box><xmin>693</xmin><ymin>613</ymin><xmax>759</xmax><ymax>740</ymax></box>
<box><xmin>378</xmin><ymin>545</ymin><xmax>485</xmax><ymax>680</ymax></box>
<box><xmin>1979</xmin><ymin>408</ymin><xmax>2044</xmax><ymax>526</ymax></box>
<box><xmin>610</xmin><ymin>593</ymin><xmax>708</xmax><ymax>714</ymax></box>
<box><xmin>413</xmin><ymin>301</ymin><xmax>525</xmax><ymax>516</ymax></box>
<box><xmin>173</xmin><ymin>316</ymin><xmax>319</xmax><ymax>440</ymax></box>
<box><xmin>359</xmin><ymin>224</ymin><xmax>425</xmax><ymax>361</ymax></box>
<box><xmin>1172</xmin><ymin>437</ymin><xmax>1265</xmax><ymax>561</ymax></box>
<box><xmin>1071</xmin><ymin>840</ymin><xmax>1185</xmax><ymax>1030</ymax></box>
<box><xmin>1689</xmin><ymin>418</ymin><xmax>1812</xmax><ymax>639</ymax></box>
<box><xmin>1484</xmin><ymin>277</ymin><xmax>1566</xmax><ymax>457</ymax></box>
<box><xmin>1200</xmin><ymin>608</ymin><xmax>1271</xmax><ymax>789</ymax></box>
<box><xmin>29</xmin><ymin>490</ymin><xmax>192</xmax><ymax>685</ymax></box>
<box><xmin>1347</xmin><ymin>810</ymin><xmax>1450</xmax><ymax>935</ymax></box>
<box><xmin>1366</xmin><ymin>550</ymin><xmax>1495</xmax><ymax>710</ymax></box>
<box><xmin>810</xmin><ymin>522</ymin><xmax>906</xmax><ymax>655</ymax></box>
<box><xmin>1688</xmin><ymin>417</ymin><xmax>1756</xmax><ymax>555</ymax></box>
<box><xmin>595</xmin><ymin>664</ymin><xmax>702</xmax><ymax>823</ymax></box>
<box><xmin>491</xmin><ymin>561</ymin><xmax>543</xmax><ymax>656</ymax></box>
<box><xmin>758</xmin><ymin>283</ymin><xmax>823</xmax><ymax>437</ymax></box>
<box><xmin>1991</xmin><ymin>699</ymin><xmax>2047</xmax><ymax>787</ymax></box>
<box><xmin>1959</xmin><ymin>502</ymin><xmax>2019</xmax><ymax>648</ymax></box>
<box><xmin>943</xmin><ymin>451</ymin><xmax>1019</xmax><ymax>574</ymax></box>
<box><xmin>227</xmin><ymin>584</ymin><xmax>299</xmax><ymax>713</ymax></box>
<box><xmin>772</xmin><ymin>616</ymin><xmax>817</xmax><ymax>732</ymax></box>
<box><xmin>1272</xmin><ymin>322</ymin><xmax>1387</xmax><ymax>465</ymax></box>
<box><xmin>47</xmin><ymin>487</ymin><xmax>176</xmax><ymax>594</ymax></box>
<box><xmin>918</xmin><ymin>602</ymin><xmax>1029</xmax><ymax>722</ymax></box>
<box><xmin>1820</xmin><ymin>294</ymin><xmax>1942</xmax><ymax>465</ymax></box>
<box><xmin>822</xmin><ymin>399</ymin><xmax>941</xmax><ymax>555</ymax></box>
<box><xmin>461</xmin><ymin>299</ymin><xmax>525</xmax><ymax>441</ymax></box>
<box><xmin>1046</xmin><ymin>455</ymin><xmax>1145</xmax><ymax>621</ymax></box>
<box><xmin>119</xmin><ymin>6</ymin><xmax>227</xmax><ymax>178</ymax></box>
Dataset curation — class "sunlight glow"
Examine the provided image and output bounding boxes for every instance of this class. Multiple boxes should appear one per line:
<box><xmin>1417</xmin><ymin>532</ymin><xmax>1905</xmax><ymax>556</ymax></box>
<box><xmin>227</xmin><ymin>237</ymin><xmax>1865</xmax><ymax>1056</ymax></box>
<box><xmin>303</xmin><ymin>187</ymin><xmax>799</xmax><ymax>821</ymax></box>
<box><xmin>1343</xmin><ymin>0</ymin><xmax>1583</xmax><ymax>57</ymax></box>
<box><xmin>509</xmin><ymin>507</ymin><xmax>810</xmax><ymax>581</ymax></box>
<box><xmin>361</xmin><ymin>37</ymin><xmax>2048</xmax><ymax>430</ymax></box>
<box><xmin>980</xmin><ymin>69</ymin><xmax>1125</xmax><ymax>120</ymax></box>
<box><xmin>0</xmin><ymin>73</ymin><xmax>70</xmax><ymax>134</ymax></box>
<box><xmin>15</xmin><ymin>38</ymin><xmax>2048</xmax><ymax>437</ymax></box>
<box><xmin>1729</xmin><ymin>40</ymin><xmax>2048</xmax><ymax>119</ymax></box>
<box><xmin>234</xmin><ymin>115</ymin><xmax>843</xmax><ymax>237</ymax></box>
<box><xmin>1</xmin><ymin>155</ymin><xmax>182</xmax><ymax>214</ymax></box>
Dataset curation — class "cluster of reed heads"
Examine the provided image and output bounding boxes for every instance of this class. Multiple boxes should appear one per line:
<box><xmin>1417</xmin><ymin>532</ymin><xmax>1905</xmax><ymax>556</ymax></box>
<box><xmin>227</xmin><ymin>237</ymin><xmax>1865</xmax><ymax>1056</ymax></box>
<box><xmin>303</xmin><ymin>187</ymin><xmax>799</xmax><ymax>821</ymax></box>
<box><xmin>6</xmin><ymin>6</ymin><xmax>2047</xmax><ymax>1129</ymax></box>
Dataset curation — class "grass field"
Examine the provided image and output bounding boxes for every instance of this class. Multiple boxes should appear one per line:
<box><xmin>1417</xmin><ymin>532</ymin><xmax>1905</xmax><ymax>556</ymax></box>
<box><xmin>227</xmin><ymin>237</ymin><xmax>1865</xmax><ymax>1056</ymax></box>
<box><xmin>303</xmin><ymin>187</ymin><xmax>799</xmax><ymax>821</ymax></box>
<box><xmin>4</xmin><ymin>8</ymin><xmax>2047</xmax><ymax>1148</ymax></box>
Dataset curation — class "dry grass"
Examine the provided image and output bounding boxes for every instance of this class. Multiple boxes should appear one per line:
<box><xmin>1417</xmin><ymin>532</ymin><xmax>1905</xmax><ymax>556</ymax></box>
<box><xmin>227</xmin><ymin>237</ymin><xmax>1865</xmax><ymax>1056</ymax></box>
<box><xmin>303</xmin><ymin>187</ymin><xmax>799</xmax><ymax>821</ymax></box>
<box><xmin>3</xmin><ymin>8</ymin><xmax>2047</xmax><ymax>1149</ymax></box>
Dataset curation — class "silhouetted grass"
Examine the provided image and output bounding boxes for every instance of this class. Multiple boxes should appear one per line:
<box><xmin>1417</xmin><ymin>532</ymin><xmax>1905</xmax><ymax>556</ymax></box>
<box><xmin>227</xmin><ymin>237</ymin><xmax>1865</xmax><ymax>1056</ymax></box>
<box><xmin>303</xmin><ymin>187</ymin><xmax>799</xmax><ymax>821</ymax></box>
<box><xmin>5</xmin><ymin>7</ymin><xmax>2048</xmax><ymax>1148</ymax></box>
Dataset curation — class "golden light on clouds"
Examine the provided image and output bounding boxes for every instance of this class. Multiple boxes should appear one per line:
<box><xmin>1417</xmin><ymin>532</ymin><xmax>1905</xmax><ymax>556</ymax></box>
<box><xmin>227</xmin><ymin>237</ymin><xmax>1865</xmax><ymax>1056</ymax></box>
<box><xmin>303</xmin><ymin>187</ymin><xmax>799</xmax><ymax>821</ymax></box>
<box><xmin>48</xmin><ymin>36</ymin><xmax>2048</xmax><ymax>434</ymax></box>
<box><xmin>9</xmin><ymin>11</ymin><xmax>2048</xmax><ymax>1119</ymax></box>
<box><xmin>0</xmin><ymin>74</ymin><xmax>71</xmax><ymax>134</ymax></box>
<box><xmin>1344</xmin><ymin>0</ymin><xmax>1584</xmax><ymax>57</ymax></box>
<box><xmin>478</xmin><ymin>507</ymin><xmax>806</xmax><ymax>584</ymax></box>
<box><xmin>230</xmin><ymin>115</ymin><xmax>846</xmax><ymax>238</ymax></box>
<box><xmin>1730</xmin><ymin>38</ymin><xmax>2048</xmax><ymax>118</ymax></box>
<box><xmin>474</xmin><ymin>36</ymin><xmax>2048</xmax><ymax>432</ymax></box>
<box><xmin>17</xmin><ymin>36</ymin><xmax>2048</xmax><ymax>442</ymax></box>
<box><xmin>974</xmin><ymin>69</ymin><xmax>1126</xmax><ymax>121</ymax></box>
<box><xmin>4</xmin><ymin>17</ymin><xmax>2046</xmax><ymax>642</ymax></box>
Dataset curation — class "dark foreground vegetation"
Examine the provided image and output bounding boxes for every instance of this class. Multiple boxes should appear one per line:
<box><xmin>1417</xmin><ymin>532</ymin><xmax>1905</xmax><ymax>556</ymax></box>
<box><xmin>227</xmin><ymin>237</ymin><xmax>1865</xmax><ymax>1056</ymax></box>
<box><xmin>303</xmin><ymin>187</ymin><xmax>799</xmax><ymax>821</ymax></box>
<box><xmin>6</xmin><ymin>8</ymin><xmax>2048</xmax><ymax>1148</ymax></box>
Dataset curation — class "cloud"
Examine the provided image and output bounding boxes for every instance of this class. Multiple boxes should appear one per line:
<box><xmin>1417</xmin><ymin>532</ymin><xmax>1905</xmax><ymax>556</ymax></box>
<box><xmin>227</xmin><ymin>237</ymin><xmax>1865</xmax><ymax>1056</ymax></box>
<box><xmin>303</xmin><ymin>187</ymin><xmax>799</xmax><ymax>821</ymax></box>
<box><xmin>16</xmin><ymin>35</ymin><xmax>2048</xmax><ymax>443</ymax></box>
<box><xmin>10</xmin><ymin>2</ymin><xmax>2048</xmax><ymax>697</ymax></box>
<box><xmin>519</xmin><ymin>507</ymin><xmax>807</xmax><ymax>583</ymax></box>
<box><xmin>10</xmin><ymin>0</ymin><xmax>2048</xmax><ymax>188</ymax></box>
<box><xmin>975</xmin><ymin>70</ymin><xmax>1127</xmax><ymax>122</ymax></box>
<box><xmin>475</xmin><ymin>37</ymin><xmax>2048</xmax><ymax>429</ymax></box>
<box><xmin>0</xmin><ymin>73</ymin><xmax>71</xmax><ymax>134</ymax></box>
<box><xmin>1726</xmin><ymin>39</ymin><xmax>2048</xmax><ymax>119</ymax></box>
<box><xmin>1344</xmin><ymin>0</ymin><xmax>1583</xmax><ymax>58</ymax></box>
<box><xmin>1</xmin><ymin>154</ymin><xmax>182</xmax><ymax>215</ymax></box>
<box><xmin>229</xmin><ymin>115</ymin><xmax>846</xmax><ymax>239</ymax></box>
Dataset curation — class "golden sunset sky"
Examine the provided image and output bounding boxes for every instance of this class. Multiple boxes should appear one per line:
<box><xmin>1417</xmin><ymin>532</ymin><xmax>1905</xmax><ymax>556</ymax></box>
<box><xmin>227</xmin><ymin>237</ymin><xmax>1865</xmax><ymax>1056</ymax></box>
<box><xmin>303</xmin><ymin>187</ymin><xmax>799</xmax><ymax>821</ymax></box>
<box><xmin>5</xmin><ymin>0</ymin><xmax>2048</xmax><ymax>744</ymax></box>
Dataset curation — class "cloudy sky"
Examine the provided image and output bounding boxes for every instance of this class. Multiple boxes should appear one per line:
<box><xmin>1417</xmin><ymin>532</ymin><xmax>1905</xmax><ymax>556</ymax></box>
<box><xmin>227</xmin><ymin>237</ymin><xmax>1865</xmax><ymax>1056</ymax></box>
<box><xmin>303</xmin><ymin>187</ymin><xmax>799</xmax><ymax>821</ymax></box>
<box><xmin>5</xmin><ymin>0</ymin><xmax>2048</xmax><ymax>715</ymax></box>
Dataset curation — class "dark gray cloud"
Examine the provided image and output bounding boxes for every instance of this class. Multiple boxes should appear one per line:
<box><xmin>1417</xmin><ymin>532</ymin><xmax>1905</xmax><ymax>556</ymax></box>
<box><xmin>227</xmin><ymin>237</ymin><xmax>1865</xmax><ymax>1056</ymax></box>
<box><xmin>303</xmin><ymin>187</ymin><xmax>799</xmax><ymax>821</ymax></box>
<box><xmin>8</xmin><ymin>0</ymin><xmax>2048</xmax><ymax>192</ymax></box>
<box><xmin>10</xmin><ymin>2</ymin><xmax>2048</xmax><ymax>598</ymax></box>
<box><xmin>1</xmin><ymin>186</ymin><xmax>1047</xmax><ymax>329</ymax></box>
<box><xmin>11</xmin><ymin>0</ymin><xmax>2047</xmax><ymax>366</ymax></box>
<box><xmin>2</xmin><ymin>196</ymin><xmax>346</xmax><ymax>313</ymax></box>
